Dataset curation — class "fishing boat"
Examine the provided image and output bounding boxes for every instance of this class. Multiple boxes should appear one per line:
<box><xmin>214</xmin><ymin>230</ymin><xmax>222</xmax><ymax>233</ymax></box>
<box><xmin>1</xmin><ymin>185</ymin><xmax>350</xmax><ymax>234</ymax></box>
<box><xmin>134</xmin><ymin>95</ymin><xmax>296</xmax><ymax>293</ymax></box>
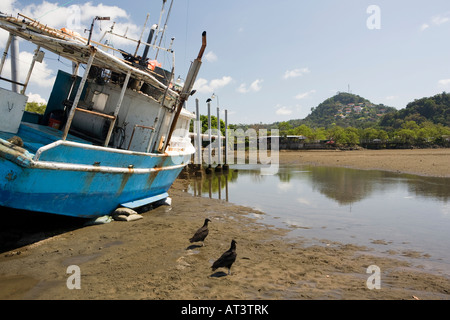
<box><xmin>0</xmin><ymin>6</ymin><xmax>206</xmax><ymax>218</ymax></box>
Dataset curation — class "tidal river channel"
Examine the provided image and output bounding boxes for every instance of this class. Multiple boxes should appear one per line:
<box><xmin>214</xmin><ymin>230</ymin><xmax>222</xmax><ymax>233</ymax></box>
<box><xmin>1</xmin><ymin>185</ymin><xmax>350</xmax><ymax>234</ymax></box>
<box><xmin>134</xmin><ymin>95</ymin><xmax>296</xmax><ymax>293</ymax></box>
<box><xmin>186</xmin><ymin>164</ymin><xmax>450</xmax><ymax>273</ymax></box>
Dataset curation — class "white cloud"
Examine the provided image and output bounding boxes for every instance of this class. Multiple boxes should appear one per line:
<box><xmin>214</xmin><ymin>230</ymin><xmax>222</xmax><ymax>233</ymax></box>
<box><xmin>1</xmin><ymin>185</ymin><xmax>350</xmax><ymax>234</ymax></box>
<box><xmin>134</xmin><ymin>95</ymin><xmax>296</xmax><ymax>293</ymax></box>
<box><xmin>1</xmin><ymin>1</ymin><xmax>138</xmax><ymax>49</ymax></box>
<box><xmin>386</xmin><ymin>95</ymin><xmax>398</xmax><ymax>100</ymax></box>
<box><xmin>421</xmin><ymin>12</ymin><xmax>450</xmax><ymax>31</ymax></box>
<box><xmin>275</xmin><ymin>105</ymin><xmax>292</xmax><ymax>116</ymax></box>
<box><xmin>420</xmin><ymin>23</ymin><xmax>430</xmax><ymax>31</ymax></box>
<box><xmin>20</xmin><ymin>2</ymin><xmax>129</xmax><ymax>29</ymax></box>
<box><xmin>237</xmin><ymin>83</ymin><xmax>247</xmax><ymax>94</ymax></box>
<box><xmin>237</xmin><ymin>79</ymin><xmax>263</xmax><ymax>93</ymax></box>
<box><xmin>0</xmin><ymin>0</ymin><xmax>16</xmax><ymax>13</ymax></box>
<box><xmin>250</xmin><ymin>79</ymin><xmax>262</xmax><ymax>91</ymax></box>
<box><xmin>295</xmin><ymin>90</ymin><xmax>316</xmax><ymax>100</ymax></box>
<box><xmin>431</xmin><ymin>13</ymin><xmax>450</xmax><ymax>25</ymax></box>
<box><xmin>2</xmin><ymin>51</ymin><xmax>56</xmax><ymax>88</ymax></box>
<box><xmin>438</xmin><ymin>79</ymin><xmax>450</xmax><ymax>89</ymax></box>
<box><xmin>283</xmin><ymin>68</ymin><xmax>310</xmax><ymax>79</ymax></box>
<box><xmin>193</xmin><ymin>76</ymin><xmax>232</xmax><ymax>94</ymax></box>
<box><xmin>205</xmin><ymin>51</ymin><xmax>217</xmax><ymax>62</ymax></box>
<box><xmin>27</xmin><ymin>92</ymin><xmax>47</xmax><ymax>104</ymax></box>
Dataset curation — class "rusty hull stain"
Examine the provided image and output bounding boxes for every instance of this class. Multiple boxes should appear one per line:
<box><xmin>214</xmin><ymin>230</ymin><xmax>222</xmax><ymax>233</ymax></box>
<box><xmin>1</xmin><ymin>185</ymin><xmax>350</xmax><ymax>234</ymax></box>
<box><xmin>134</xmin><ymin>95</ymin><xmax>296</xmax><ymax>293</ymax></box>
<box><xmin>116</xmin><ymin>167</ymin><xmax>134</xmax><ymax>196</ymax></box>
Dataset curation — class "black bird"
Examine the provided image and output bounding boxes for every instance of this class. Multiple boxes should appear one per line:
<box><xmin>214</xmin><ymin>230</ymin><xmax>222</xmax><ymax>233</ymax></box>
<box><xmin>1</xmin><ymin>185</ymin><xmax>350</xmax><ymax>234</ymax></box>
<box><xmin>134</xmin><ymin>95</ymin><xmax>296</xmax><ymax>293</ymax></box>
<box><xmin>211</xmin><ymin>239</ymin><xmax>237</xmax><ymax>275</ymax></box>
<box><xmin>189</xmin><ymin>218</ymin><xmax>211</xmax><ymax>246</ymax></box>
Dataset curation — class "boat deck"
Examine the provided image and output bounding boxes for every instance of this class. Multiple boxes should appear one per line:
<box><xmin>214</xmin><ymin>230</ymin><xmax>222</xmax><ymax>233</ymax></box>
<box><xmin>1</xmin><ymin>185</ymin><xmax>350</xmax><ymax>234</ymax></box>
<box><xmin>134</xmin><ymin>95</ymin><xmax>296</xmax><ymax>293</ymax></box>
<box><xmin>0</xmin><ymin>122</ymin><xmax>92</xmax><ymax>155</ymax></box>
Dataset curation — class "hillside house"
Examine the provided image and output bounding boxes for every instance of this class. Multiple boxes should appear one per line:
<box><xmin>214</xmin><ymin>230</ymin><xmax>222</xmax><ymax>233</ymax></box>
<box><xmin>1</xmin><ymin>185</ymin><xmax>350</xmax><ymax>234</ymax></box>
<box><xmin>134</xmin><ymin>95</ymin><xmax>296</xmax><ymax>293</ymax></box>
<box><xmin>353</xmin><ymin>106</ymin><xmax>362</xmax><ymax>113</ymax></box>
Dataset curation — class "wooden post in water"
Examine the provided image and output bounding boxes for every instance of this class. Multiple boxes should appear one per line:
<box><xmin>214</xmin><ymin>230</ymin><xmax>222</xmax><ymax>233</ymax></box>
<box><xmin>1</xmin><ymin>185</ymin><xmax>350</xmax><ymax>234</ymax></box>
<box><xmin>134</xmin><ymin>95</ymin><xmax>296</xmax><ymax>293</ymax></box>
<box><xmin>223</xmin><ymin>109</ymin><xmax>229</xmax><ymax>171</ymax></box>
<box><xmin>195</xmin><ymin>98</ymin><xmax>203</xmax><ymax>177</ymax></box>
<box><xmin>215</xmin><ymin>106</ymin><xmax>222</xmax><ymax>172</ymax></box>
<box><xmin>205</xmin><ymin>98</ymin><xmax>213</xmax><ymax>174</ymax></box>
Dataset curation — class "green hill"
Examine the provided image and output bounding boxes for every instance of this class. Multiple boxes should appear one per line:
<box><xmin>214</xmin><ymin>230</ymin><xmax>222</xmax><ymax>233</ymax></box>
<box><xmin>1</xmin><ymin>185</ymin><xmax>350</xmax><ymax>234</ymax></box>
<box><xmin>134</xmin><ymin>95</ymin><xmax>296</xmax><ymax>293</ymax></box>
<box><xmin>232</xmin><ymin>92</ymin><xmax>450</xmax><ymax>148</ymax></box>
<box><xmin>379</xmin><ymin>92</ymin><xmax>450</xmax><ymax>129</ymax></box>
<box><xmin>302</xmin><ymin>92</ymin><xmax>396</xmax><ymax>129</ymax></box>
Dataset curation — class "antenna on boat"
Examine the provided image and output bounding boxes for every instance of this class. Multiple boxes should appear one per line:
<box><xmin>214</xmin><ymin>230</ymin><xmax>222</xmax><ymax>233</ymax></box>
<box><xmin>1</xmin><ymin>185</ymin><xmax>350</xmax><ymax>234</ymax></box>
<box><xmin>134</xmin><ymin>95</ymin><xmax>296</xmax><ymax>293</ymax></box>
<box><xmin>155</xmin><ymin>0</ymin><xmax>174</xmax><ymax>60</ymax></box>
<box><xmin>98</xmin><ymin>21</ymin><xmax>115</xmax><ymax>47</ymax></box>
<box><xmin>86</xmin><ymin>16</ymin><xmax>110</xmax><ymax>46</ymax></box>
<box><xmin>152</xmin><ymin>0</ymin><xmax>167</xmax><ymax>47</ymax></box>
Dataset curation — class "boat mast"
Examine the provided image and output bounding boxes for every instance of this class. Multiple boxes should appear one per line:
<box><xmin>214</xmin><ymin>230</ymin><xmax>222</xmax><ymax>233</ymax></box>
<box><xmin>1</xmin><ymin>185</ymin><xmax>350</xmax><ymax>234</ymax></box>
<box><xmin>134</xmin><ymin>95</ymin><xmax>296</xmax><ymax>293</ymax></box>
<box><xmin>10</xmin><ymin>35</ymin><xmax>19</xmax><ymax>93</ymax></box>
<box><xmin>0</xmin><ymin>33</ymin><xmax>13</xmax><ymax>76</ymax></box>
<box><xmin>86</xmin><ymin>16</ymin><xmax>110</xmax><ymax>46</ymax></box>
<box><xmin>134</xmin><ymin>13</ymin><xmax>150</xmax><ymax>57</ymax></box>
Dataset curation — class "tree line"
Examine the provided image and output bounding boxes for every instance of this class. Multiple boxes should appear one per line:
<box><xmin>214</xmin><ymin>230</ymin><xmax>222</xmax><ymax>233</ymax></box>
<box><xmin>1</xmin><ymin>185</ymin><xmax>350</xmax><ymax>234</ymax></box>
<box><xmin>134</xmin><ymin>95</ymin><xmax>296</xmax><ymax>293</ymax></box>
<box><xmin>191</xmin><ymin>116</ymin><xmax>450</xmax><ymax>148</ymax></box>
<box><xmin>280</xmin><ymin>121</ymin><xmax>450</xmax><ymax>148</ymax></box>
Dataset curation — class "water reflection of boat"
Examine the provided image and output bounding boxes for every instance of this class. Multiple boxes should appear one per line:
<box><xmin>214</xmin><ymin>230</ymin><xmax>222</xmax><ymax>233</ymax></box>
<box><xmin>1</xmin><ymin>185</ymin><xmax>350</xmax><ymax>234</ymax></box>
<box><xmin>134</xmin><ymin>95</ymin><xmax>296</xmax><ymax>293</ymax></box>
<box><xmin>0</xmin><ymin>7</ymin><xmax>206</xmax><ymax>218</ymax></box>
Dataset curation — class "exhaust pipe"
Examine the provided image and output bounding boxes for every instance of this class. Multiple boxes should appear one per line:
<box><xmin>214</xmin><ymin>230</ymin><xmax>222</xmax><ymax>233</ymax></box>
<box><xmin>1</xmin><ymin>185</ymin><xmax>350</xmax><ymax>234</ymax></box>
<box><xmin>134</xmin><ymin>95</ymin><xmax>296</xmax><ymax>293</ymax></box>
<box><xmin>163</xmin><ymin>31</ymin><xmax>207</xmax><ymax>152</ymax></box>
<box><xmin>142</xmin><ymin>24</ymin><xmax>157</xmax><ymax>61</ymax></box>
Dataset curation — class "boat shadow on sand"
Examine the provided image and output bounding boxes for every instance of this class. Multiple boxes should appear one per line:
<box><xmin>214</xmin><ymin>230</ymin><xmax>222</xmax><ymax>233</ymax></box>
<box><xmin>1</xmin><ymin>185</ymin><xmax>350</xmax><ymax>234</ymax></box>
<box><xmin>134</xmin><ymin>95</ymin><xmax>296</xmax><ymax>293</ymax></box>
<box><xmin>0</xmin><ymin>202</ymin><xmax>167</xmax><ymax>254</ymax></box>
<box><xmin>0</xmin><ymin>207</ymin><xmax>88</xmax><ymax>254</ymax></box>
<box><xmin>0</xmin><ymin>203</ymin><xmax>162</xmax><ymax>253</ymax></box>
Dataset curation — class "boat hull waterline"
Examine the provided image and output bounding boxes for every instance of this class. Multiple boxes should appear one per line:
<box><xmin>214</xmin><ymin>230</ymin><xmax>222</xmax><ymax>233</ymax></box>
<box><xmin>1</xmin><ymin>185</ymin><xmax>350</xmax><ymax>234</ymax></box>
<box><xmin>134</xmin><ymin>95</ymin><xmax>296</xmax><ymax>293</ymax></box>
<box><xmin>0</xmin><ymin>132</ymin><xmax>191</xmax><ymax>218</ymax></box>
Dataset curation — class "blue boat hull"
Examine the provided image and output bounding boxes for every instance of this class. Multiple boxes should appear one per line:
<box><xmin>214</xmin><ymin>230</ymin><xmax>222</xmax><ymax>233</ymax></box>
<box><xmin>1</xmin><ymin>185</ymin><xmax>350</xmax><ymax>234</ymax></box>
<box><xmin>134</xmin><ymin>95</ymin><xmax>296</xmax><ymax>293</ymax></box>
<box><xmin>0</xmin><ymin>162</ymin><xmax>184</xmax><ymax>218</ymax></box>
<box><xmin>0</xmin><ymin>124</ymin><xmax>191</xmax><ymax>218</ymax></box>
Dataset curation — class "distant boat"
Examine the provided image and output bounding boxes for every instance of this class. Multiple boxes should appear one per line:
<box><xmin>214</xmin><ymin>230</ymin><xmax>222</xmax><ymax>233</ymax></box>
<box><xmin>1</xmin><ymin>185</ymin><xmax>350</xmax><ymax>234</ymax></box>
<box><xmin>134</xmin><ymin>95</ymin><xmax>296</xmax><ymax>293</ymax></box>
<box><xmin>0</xmin><ymin>5</ymin><xmax>206</xmax><ymax>218</ymax></box>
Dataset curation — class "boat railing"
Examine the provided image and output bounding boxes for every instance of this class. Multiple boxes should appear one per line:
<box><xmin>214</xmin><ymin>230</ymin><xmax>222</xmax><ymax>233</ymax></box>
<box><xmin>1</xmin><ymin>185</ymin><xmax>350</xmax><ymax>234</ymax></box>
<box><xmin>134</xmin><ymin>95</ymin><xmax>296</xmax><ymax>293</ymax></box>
<box><xmin>33</xmin><ymin>139</ymin><xmax>167</xmax><ymax>162</ymax></box>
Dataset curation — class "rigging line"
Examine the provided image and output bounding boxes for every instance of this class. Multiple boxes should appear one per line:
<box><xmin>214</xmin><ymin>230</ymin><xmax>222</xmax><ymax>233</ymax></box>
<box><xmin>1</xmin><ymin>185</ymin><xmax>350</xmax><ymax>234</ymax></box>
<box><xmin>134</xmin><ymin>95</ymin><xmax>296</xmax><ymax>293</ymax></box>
<box><xmin>155</xmin><ymin>0</ymin><xmax>174</xmax><ymax>60</ymax></box>
<box><xmin>36</xmin><ymin>0</ymin><xmax>76</xmax><ymax>20</ymax></box>
<box><xmin>5</xmin><ymin>54</ymin><xmax>56</xmax><ymax>77</ymax></box>
<box><xmin>184</xmin><ymin>0</ymin><xmax>190</xmax><ymax>69</ymax></box>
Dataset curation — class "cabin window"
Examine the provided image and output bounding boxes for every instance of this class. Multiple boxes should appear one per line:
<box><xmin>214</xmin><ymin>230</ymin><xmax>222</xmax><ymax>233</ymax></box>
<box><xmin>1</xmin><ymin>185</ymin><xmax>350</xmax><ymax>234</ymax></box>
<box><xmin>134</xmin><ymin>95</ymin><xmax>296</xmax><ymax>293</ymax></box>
<box><xmin>92</xmin><ymin>91</ymin><xmax>109</xmax><ymax>112</ymax></box>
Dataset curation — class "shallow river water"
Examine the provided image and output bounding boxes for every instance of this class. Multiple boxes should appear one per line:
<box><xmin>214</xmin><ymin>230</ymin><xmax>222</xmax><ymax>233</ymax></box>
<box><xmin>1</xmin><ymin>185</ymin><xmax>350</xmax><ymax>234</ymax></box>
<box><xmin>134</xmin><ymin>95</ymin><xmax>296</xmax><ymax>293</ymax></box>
<box><xmin>187</xmin><ymin>164</ymin><xmax>450</xmax><ymax>271</ymax></box>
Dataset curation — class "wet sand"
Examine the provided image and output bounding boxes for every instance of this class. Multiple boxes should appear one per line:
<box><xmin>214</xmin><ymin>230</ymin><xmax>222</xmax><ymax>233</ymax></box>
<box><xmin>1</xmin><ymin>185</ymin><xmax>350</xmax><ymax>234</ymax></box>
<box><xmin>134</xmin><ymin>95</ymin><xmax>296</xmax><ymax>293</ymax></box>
<box><xmin>0</xmin><ymin>149</ymin><xmax>449</xmax><ymax>300</ymax></box>
<box><xmin>279</xmin><ymin>148</ymin><xmax>450</xmax><ymax>178</ymax></box>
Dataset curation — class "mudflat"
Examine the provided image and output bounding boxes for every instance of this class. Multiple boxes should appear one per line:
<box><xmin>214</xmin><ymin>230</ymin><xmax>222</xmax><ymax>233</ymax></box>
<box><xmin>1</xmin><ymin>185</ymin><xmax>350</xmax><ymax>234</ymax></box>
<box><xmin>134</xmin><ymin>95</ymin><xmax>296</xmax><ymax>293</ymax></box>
<box><xmin>278</xmin><ymin>148</ymin><xmax>450</xmax><ymax>178</ymax></box>
<box><xmin>0</xmin><ymin>149</ymin><xmax>449</xmax><ymax>300</ymax></box>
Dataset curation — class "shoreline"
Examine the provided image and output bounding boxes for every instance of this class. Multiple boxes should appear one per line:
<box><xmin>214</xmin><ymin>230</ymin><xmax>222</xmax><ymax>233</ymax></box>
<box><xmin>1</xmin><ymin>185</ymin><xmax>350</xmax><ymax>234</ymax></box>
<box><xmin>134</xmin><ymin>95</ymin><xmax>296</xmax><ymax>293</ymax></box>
<box><xmin>277</xmin><ymin>148</ymin><xmax>450</xmax><ymax>178</ymax></box>
<box><xmin>0</xmin><ymin>149</ymin><xmax>449</xmax><ymax>300</ymax></box>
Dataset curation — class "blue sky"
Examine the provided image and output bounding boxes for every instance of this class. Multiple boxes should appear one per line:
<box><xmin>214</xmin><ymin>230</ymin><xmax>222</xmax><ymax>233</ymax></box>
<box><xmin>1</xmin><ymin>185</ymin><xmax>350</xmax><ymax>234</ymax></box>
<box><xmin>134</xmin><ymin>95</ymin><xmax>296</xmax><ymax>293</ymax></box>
<box><xmin>1</xmin><ymin>0</ymin><xmax>450</xmax><ymax>124</ymax></box>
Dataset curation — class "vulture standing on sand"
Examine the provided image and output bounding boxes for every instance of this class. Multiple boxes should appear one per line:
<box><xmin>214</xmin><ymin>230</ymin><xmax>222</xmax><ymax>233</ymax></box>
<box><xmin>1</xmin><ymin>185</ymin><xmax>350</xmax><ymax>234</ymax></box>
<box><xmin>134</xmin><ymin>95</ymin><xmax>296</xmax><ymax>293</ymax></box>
<box><xmin>189</xmin><ymin>218</ymin><xmax>211</xmax><ymax>246</ymax></box>
<box><xmin>211</xmin><ymin>239</ymin><xmax>237</xmax><ymax>275</ymax></box>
